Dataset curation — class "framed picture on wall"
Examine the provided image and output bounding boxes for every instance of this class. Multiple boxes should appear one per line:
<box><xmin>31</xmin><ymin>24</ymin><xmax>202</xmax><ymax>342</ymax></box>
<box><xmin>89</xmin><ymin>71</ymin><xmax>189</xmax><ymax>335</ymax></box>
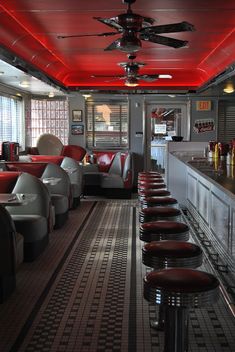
<box><xmin>72</xmin><ymin>110</ymin><xmax>82</xmax><ymax>122</ymax></box>
<box><xmin>71</xmin><ymin>124</ymin><xmax>84</xmax><ymax>135</ymax></box>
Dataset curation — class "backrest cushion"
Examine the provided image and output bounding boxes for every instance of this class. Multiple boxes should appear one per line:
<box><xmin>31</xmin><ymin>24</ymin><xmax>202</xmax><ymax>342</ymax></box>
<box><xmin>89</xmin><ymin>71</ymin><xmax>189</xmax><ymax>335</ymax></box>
<box><xmin>8</xmin><ymin>173</ymin><xmax>50</xmax><ymax>217</ymax></box>
<box><xmin>41</xmin><ymin>163</ymin><xmax>71</xmax><ymax>197</ymax></box>
<box><xmin>108</xmin><ymin>152</ymin><xmax>122</xmax><ymax>176</ymax></box>
<box><xmin>61</xmin><ymin>145</ymin><xmax>86</xmax><ymax>161</ymax></box>
<box><xmin>93</xmin><ymin>151</ymin><xmax>116</xmax><ymax>172</ymax></box>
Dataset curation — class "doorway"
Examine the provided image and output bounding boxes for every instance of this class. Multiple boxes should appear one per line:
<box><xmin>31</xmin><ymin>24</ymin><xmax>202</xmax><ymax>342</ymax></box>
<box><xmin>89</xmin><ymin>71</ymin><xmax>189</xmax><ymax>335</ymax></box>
<box><xmin>144</xmin><ymin>102</ymin><xmax>189</xmax><ymax>172</ymax></box>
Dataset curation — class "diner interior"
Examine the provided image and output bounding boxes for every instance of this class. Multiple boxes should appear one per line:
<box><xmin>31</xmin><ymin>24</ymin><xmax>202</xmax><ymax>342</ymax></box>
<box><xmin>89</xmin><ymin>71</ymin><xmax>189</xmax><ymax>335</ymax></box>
<box><xmin>0</xmin><ymin>1</ymin><xmax>235</xmax><ymax>351</ymax></box>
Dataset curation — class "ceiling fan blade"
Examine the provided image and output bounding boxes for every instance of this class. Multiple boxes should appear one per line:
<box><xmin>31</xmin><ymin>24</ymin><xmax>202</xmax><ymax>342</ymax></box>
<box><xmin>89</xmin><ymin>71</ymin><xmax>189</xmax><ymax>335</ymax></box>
<box><xmin>141</xmin><ymin>21</ymin><xmax>195</xmax><ymax>34</ymax></box>
<box><xmin>137</xmin><ymin>74</ymin><xmax>159</xmax><ymax>82</ymax></box>
<box><xmin>57</xmin><ymin>32</ymin><xmax>117</xmax><ymax>39</ymax></box>
<box><xmin>94</xmin><ymin>17</ymin><xmax>123</xmax><ymax>31</ymax></box>
<box><xmin>91</xmin><ymin>74</ymin><xmax>124</xmax><ymax>78</ymax></box>
<box><xmin>141</xmin><ymin>33</ymin><xmax>188</xmax><ymax>48</ymax></box>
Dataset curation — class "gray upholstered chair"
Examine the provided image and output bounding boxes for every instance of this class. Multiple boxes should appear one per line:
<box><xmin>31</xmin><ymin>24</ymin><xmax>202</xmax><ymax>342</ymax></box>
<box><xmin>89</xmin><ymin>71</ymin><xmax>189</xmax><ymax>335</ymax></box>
<box><xmin>6</xmin><ymin>173</ymin><xmax>52</xmax><ymax>262</ymax></box>
<box><xmin>0</xmin><ymin>205</ymin><xmax>17</xmax><ymax>302</ymax></box>
<box><xmin>41</xmin><ymin>163</ymin><xmax>71</xmax><ymax>228</ymax></box>
<box><xmin>60</xmin><ymin>156</ymin><xmax>83</xmax><ymax>208</ymax></box>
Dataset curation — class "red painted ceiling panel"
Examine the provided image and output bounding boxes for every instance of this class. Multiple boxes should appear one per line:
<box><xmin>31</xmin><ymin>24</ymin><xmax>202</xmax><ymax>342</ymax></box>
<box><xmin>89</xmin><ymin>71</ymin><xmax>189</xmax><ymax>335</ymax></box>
<box><xmin>0</xmin><ymin>1</ymin><xmax>235</xmax><ymax>91</ymax></box>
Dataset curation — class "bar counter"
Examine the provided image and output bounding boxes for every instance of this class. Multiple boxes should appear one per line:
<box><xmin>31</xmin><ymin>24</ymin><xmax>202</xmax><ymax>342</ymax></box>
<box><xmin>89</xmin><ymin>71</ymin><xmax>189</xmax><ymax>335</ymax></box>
<box><xmin>167</xmin><ymin>150</ymin><xmax>235</xmax><ymax>297</ymax></box>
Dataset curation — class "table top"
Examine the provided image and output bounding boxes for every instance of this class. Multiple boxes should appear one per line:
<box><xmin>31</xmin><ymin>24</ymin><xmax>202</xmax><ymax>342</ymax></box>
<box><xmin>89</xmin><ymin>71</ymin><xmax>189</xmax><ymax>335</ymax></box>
<box><xmin>0</xmin><ymin>193</ymin><xmax>37</xmax><ymax>206</ymax></box>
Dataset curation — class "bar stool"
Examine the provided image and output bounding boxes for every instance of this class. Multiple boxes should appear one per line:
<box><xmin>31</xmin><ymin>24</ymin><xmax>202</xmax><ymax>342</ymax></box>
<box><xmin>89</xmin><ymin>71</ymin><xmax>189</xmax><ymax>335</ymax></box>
<box><xmin>139</xmin><ymin>206</ymin><xmax>181</xmax><ymax>223</ymax></box>
<box><xmin>144</xmin><ymin>268</ymin><xmax>220</xmax><ymax>352</ymax></box>
<box><xmin>139</xmin><ymin>190</ymin><xmax>171</xmax><ymax>205</ymax></box>
<box><xmin>139</xmin><ymin>184</ymin><xmax>166</xmax><ymax>194</ymax></box>
<box><xmin>139</xmin><ymin>173</ymin><xmax>163</xmax><ymax>179</ymax></box>
<box><xmin>142</xmin><ymin>240</ymin><xmax>203</xmax><ymax>330</ymax></box>
<box><xmin>138</xmin><ymin>176</ymin><xmax>164</xmax><ymax>185</ymax></box>
<box><xmin>138</xmin><ymin>171</ymin><xmax>161</xmax><ymax>177</ymax></box>
<box><xmin>139</xmin><ymin>221</ymin><xmax>190</xmax><ymax>242</ymax></box>
<box><xmin>141</xmin><ymin>196</ymin><xmax>178</xmax><ymax>209</ymax></box>
<box><xmin>138</xmin><ymin>180</ymin><xmax>164</xmax><ymax>188</ymax></box>
<box><xmin>139</xmin><ymin>187</ymin><xmax>167</xmax><ymax>201</ymax></box>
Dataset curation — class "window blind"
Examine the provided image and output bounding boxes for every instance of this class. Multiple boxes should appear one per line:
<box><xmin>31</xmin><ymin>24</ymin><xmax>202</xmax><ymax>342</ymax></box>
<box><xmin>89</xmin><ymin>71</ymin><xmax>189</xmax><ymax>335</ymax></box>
<box><xmin>0</xmin><ymin>95</ymin><xmax>23</xmax><ymax>150</ymax></box>
<box><xmin>218</xmin><ymin>101</ymin><xmax>235</xmax><ymax>143</ymax></box>
<box><xmin>86</xmin><ymin>101</ymin><xmax>129</xmax><ymax>149</ymax></box>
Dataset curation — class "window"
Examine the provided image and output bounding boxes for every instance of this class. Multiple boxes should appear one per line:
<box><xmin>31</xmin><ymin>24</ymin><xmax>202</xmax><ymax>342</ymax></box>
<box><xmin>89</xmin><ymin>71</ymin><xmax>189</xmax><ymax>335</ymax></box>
<box><xmin>86</xmin><ymin>100</ymin><xmax>129</xmax><ymax>149</ymax></box>
<box><xmin>28</xmin><ymin>98</ymin><xmax>69</xmax><ymax>147</ymax></box>
<box><xmin>0</xmin><ymin>94</ymin><xmax>23</xmax><ymax>150</ymax></box>
<box><xmin>218</xmin><ymin>101</ymin><xmax>235</xmax><ymax>143</ymax></box>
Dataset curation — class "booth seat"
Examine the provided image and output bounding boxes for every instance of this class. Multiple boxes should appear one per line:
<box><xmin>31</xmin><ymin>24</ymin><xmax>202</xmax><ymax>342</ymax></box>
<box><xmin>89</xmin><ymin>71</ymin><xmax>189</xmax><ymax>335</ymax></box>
<box><xmin>0</xmin><ymin>172</ymin><xmax>52</xmax><ymax>262</ymax></box>
<box><xmin>26</xmin><ymin>133</ymin><xmax>87</xmax><ymax>162</ymax></box>
<box><xmin>18</xmin><ymin>155</ymin><xmax>83</xmax><ymax>208</ymax></box>
<box><xmin>83</xmin><ymin>151</ymin><xmax>134</xmax><ymax>198</ymax></box>
<box><xmin>2</xmin><ymin>162</ymin><xmax>71</xmax><ymax>228</ymax></box>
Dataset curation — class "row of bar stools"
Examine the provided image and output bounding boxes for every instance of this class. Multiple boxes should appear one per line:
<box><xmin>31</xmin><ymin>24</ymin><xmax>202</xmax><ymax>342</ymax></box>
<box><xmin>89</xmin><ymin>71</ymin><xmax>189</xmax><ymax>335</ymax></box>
<box><xmin>137</xmin><ymin>172</ymin><xmax>220</xmax><ymax>352</ymax></box>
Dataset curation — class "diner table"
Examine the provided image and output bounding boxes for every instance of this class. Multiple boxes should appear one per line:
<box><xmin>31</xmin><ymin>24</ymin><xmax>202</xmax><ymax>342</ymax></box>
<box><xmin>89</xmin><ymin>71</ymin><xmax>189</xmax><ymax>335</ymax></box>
<box><xmin>0</xmin><ymin>193</ymin><xmax>37</xmax><ymax>206</ymax></box>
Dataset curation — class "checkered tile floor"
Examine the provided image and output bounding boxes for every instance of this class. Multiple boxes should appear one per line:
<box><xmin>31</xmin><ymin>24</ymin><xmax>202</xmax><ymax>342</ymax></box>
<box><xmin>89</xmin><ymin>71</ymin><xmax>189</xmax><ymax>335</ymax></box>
<box><xmin>0</xmin><ymin>199</ymin><xmax>234</xmax><ymax>351</ymax></box>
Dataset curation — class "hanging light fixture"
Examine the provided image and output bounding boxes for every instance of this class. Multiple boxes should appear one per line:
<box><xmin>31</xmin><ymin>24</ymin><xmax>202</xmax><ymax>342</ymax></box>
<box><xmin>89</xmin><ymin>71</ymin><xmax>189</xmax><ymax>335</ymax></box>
<box><xmin>223</xmin><ymin>81</ymin><xmax>235</xmax><ymax>93</ymax></box>
<box><xmin>125</xmin><ymin>77</ymin><xmax>139</xmax><ymax>87</ymax></box>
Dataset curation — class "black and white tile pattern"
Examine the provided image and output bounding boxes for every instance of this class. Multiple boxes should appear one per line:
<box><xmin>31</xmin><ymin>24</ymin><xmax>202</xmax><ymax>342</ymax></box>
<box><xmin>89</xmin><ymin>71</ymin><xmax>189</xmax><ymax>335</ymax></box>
<box><xmin>0</xmin><ymin>199</ymin><xmax>234</xmax><ymax>352</ymax></box>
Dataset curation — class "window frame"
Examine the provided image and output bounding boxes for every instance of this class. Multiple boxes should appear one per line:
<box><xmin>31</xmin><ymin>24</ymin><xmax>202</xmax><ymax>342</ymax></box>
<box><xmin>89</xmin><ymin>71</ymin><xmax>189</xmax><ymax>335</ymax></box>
<box><xmin>85</xmin><ymin>99</ymin><xmax>129</xmax><ymax>150</ymax></box>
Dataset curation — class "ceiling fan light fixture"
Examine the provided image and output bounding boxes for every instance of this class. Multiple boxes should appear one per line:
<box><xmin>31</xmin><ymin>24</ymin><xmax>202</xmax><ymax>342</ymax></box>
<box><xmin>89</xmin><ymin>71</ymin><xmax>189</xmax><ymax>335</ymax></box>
<box><xmin>19</xmin><ymin>80</ymin><xmax>29</xmax><ymax>88</ymax></box>
<box><xmin>223</xmin><ymin>81</ymin><xmax>234</xmax><ymax>93</ymax></box>
<box><xmin>125</xmin><ymin>77</ymin><xmax>139</xmax><ymax>87</ymax></box>
<box><xmin>118</xmin><ymin>35</ymin><xmax>141</xmax><ymax>52</ymax></box>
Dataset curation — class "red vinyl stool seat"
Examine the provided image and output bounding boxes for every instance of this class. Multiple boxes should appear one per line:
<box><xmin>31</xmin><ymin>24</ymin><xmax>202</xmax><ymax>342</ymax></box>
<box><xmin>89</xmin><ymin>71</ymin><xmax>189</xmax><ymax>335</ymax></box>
<box><xmin>139</xmin><ymin>206</ymin><xmax>181</xmax><ymax>223</ymax></box>
<box><xmin>139</xmin><ymin>221</ymin><xmax>189</xmax><ymax>242</ymax></box>
<box><xmin>144</xmin><ymin>268</ymin><xmax>220</xmax><ymax>352</ymax></box>
<box><xmin>138</xmin><ymin>182</ymin><xmax>164</xmax><ymax>192</ymax></box>
<box><xmin>141</xmin><ymin>196</ymin><xmax>178</xmax><ymax>209</ymax></box>
<box><xmin>142</xmin><ymin>240</ymin><xmax>203</xmax><ymax>270</ymax></box>
<box><xmin>138</xmin><ymin>176</ymin><xmax>164</xmax><ymax>183</ymax></box>
<box><xmin>138</xmin><ymin>172</ymin><xmax>161</xmax><ymax>178</ymax></box>
<box><xmin>139</xmin><ymin>190</ymin><xmax>171</xmax><ymax>204</ymax></box>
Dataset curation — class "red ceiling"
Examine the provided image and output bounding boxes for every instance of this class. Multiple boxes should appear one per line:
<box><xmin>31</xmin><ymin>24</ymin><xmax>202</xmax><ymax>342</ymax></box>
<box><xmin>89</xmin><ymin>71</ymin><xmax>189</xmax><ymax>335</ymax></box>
<box><xmin>0</xmin><ymin>0</ymin><xmax>235</xmax><ymax>91</ymax></box>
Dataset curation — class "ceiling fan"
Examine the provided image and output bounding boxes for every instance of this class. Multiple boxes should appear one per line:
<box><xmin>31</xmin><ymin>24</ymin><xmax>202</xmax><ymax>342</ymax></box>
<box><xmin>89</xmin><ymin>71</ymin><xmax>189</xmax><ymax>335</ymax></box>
<box><xmin>58</xmin><ymin>0</ymin><xmax>195</xmax><ymax>52</ymax></box>
<box><xmin>91</xmin><ymin>56</ymin><xmax>172</xmax><ymax>87</ymax></box>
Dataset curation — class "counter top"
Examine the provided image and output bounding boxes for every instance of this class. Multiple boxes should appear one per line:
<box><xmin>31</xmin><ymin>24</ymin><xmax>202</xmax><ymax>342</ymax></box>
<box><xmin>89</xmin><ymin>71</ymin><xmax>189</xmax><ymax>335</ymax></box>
<box><xmin>170</xmin><ymin>151</ymin><xmax>235</xmax><ymax>198</ymax></box>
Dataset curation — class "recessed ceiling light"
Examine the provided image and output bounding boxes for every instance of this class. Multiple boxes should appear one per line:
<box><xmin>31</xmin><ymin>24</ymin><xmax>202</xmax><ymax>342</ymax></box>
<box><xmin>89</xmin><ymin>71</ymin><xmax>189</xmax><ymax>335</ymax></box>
<box><xmin>159</xmin><ymin>74</ymin><xmax>172</xmax><ymax>79</ymax></box>
<box><xmin>82</xmin><ymin>94</ymin><xmax>92</xmax><ymax>99</ymax></box>
<box><xmin>19</xmin><ymin>81</ymin><xmax>29</xmax><ymax>88</ymax></box>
